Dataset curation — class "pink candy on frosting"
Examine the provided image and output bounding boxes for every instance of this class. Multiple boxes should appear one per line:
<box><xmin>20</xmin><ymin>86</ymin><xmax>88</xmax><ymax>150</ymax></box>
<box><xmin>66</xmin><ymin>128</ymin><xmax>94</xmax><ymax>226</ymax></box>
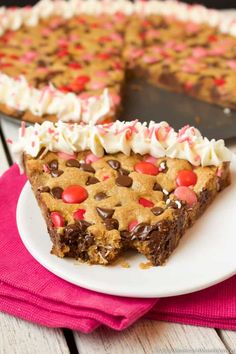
<box><xmin>143</xmin><ymin>155</ymin><xmax>157</xmax><ymax>164</ymax></box>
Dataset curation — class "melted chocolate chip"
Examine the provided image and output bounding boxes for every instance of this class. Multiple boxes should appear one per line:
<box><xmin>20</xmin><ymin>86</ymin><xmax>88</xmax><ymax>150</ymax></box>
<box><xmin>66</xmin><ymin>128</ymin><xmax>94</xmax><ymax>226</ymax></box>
<box><xmin>86</xmin><ymin>176</ymin><xmax>99</xmax><ymax>185</ymax></box>
<box><xmin>48</xmin><ymin>159</ymin><xmax>58</xmax><ymax>170</ymax></box>
<box><xmin>115</xmin><ymin>175</ymin><xmax>133</xmax><ymax>188</ymax></box>
<box><xmin>96</xmin><ymin>207</ymin><xmax>114</xmax><ymax>220</ymax></box>
<box><xmin>38</xmin><ymin>186</ymin><xmax>50</xmax><ymax>193</ymax></box>
<box><xmin>66</xmin><ymin>159</ymin><xmax>80</xmax><ymax>168</ymax></box>
<box><xmin>159</xmin><ymin>160</ymin><xmax>168</xmax><ymax>173</ymax></box>
<box><xmin>80</xmin><ymin>163</ymin><xmax>95</xmax><ymax>173</ymax></box>
<box><xmin>118</xmin><ymin>168</ymin><xmax>130</xmax><ymax>176</ymax></box>
<box><xmin>64</xmin><ymin>222</ymin><xmax>93</xmax><ymax>250</ymax></box>
<box><xmin>94</xmin><ymin>192</ymin><xmax>108</xmax><ymax>201</ymax></box>
<box><xmin>104</xmin><ymin>218</ymin><xmax>119</xmax><ymax>230</ymax></box>
<box><xmin>153</xmin><ymin>182</ymin><xmax>162</xmax><ymax>191</ymax></box>
<box><xmin>107</xmin><ymin>159</ymin><xmax>120</xmax><ymax>170</ymax></box>
<box><xmin>51</xmin><ymin>170</ymin><xmax>64</xmax><ymax>178</ymax></box>
<box><xmin>151</xmin><ymin>207</ymin><xmax>164</xmax><ymax>216</ymax></box>
<box><xmin>131</xmin><ymin>223</ymin><xmax>153</xmax><ymax>241</ymax></box>
<box><xmin>167</xmin><ymin>200</ymin><xmax>179</xmax><ymax>209</ymax></box>
<box><xmin>51</xmin><ymin>187</ymin><xmax>63</xmax><ymax>199</ymax></box>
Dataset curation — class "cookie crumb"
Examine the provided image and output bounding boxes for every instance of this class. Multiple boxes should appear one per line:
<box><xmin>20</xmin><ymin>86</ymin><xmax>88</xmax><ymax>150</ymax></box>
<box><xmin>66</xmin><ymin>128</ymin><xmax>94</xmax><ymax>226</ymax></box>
<box><xmin>139</xmin><ymin>261</ymin><xmax>153</xmax><ymax>269</ymax></box>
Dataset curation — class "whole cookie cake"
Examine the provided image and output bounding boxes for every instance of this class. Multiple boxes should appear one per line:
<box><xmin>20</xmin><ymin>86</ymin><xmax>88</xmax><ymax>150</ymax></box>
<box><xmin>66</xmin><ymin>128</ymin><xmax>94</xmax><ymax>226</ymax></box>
<box><xmin>13</xmin><ymin>120</ymin><xmax>232</xmax><ymax>265</ymax></box>
<box><xmin>1</xmin><ymin>0</ymin><xmax>236</xmax><ymax>124</ymax></box>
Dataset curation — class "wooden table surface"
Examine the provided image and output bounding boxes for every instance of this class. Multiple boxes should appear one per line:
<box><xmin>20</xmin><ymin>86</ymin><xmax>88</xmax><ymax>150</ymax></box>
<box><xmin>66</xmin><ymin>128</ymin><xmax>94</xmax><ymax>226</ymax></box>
<box><xmin>1</xmin><ymin>117</ymin><xmax>236</xmax><ymax>354</ymax></box>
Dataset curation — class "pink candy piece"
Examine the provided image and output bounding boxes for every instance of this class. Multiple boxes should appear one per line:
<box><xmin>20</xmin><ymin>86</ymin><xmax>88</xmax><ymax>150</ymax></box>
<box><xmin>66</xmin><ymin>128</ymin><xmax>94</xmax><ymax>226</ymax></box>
<box><xmin>175</xmin><ymin>43</ymin><xmax>187</xmax><ymax>52</ymax></box>
<box><xmin>143</xmin><ymin>55</ymin><xmax>158</xmax><ymax>64</ymax></box>
<box><xmin>41</xmin><ymin>28</ymin><xmax>52</xmax><ymax>36</ymax></box>
<box><xmin>58</xmin><ymin>38</ymin><xmax>68</xmax><ymax>47</ymax></box>
<box><xmin>109</xmin><ymin>32</ymin><xmax>123</xmax><ymax>43</ymax></box>
<box><xmin>51</xmin><ymin>212</ymin><xmax>65</xmax><ymax>228</ymax></box>
<box><xmin>43</xmin><ymin>164</ymin><xmax>50</xmax><ymax>173</ymax></box>
<box><xmin>73</xmin><ymin>209</ymin><xmax>86</xmax><ymax>221</ymax></box>
<box><xmin>130</xmin><ymin>48</ymin><xmax>144</xmax><ymax>59</ymax></box>
<box><xmin>227</xmin><ymin>60</ymin><xmax>236</xmax><ymax>70</ymax></box>
<box><xmin>89</xmin><ymin>81</ymin><xmax>106</xmax><ymax>90</ymax></box>
<box><xmin>85</xmin><ymin>153</ymin><xmax>100</xmax><ymax>164</ymax></box>
<box><xmin>83</xmin><ymin>53</ymin><xmax>94</xmax><ymax>62</ymax></box>
<box><xmin>139</xmin><ymin>197</ymin><xmax>154</xmax><ymax>208</ymax></box>
<box><xmin>20</xmin><ymin>51</ymin><xmax>37</xmax><ymax>63</ymax></box>
<box><xmin>185</xmin><ymin>22</ymin><xmax>200</xmax><ymax>34</ymax></box>
<box><xmin>128</xmin><ymin>220</ymin><xmax>138</xmax><ymax>232</ymax></box>
<box><xmin>110</xmin><ymin>92</ymin><xmax>121</xmax><ymax>106</ymax></box>
<box><xmin>57</xmin><ymin>152</ymin><xmax>77</xmax><ymax>160</ymax></box>
<box><xmin>174</xmin><ymin>186</ymin><xmax>198</xmax><ymax>206</ymax></box>
<box><xmin>23</xmin><ymin>38</ymin><xmax>32</xmax><ymax>45</ymax></box>
<box><xmin>143</xmin><ymin>155</ymin><xmax>157</xmax><ymax>164</ymax></box>
<box><xmin>95</xmin><ymin>70</ymin><xmax>109</xmax><ymax>78</ymax></box>
<box><xmin>192</xmin><ymin>47</ymin><xmax>208</xmax><ymax>58</ymax></box>
<box><xmin>103</xmin><ymin>175</ymin><xmax>110</xmax><ymax>181</ymax></box>
<box><xmin>145</xmin><ymin>29</ymin><xmax>160</xmax><ymax>39</ymax></box>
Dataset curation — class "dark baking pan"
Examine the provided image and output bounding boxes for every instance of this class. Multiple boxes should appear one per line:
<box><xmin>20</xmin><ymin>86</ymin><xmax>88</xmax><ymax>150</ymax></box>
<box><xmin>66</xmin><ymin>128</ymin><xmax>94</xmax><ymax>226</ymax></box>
<box><xmin>121</xmin><ymin>78</ymin><xmax>236</xmax><ymax>141</ymax></box>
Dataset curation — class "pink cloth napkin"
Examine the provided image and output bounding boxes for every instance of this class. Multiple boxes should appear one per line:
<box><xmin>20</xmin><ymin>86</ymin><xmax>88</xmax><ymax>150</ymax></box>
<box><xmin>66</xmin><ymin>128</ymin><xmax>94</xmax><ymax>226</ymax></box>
<box><xmin>0</xmin><ymin>165</ymin><xmax>236</xmax><ymax>333</ymax></box>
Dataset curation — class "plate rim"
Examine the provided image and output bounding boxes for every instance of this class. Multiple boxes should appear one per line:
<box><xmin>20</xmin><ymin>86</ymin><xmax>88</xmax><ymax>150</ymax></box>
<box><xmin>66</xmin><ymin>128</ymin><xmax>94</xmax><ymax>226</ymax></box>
<box><xmin>16</xmin><ymin>168</ymin><xmax>236</xmax><ymax>298</ymax></box>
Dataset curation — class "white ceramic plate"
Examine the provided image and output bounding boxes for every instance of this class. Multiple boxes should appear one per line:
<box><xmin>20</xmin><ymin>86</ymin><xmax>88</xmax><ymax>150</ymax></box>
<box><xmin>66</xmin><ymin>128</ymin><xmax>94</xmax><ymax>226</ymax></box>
<box><xmin>17</xmin><ymin>159</ymin><xmax>236</xmax><ymax>298</ymax></box>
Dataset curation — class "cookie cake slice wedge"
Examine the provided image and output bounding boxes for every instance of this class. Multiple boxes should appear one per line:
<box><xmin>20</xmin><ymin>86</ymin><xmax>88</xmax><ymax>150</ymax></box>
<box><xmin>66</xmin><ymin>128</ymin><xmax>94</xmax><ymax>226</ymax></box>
<box><xmin>13</xmin><ymin>120</ymin><xmax>232</xmax><ymax>266</ymax></box>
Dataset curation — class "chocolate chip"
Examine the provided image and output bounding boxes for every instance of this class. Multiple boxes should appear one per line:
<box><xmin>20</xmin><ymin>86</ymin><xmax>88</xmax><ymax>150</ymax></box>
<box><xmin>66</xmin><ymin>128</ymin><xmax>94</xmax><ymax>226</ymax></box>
<box><xmin>104</xmin><ymin>218</ymin><xmax>119</xmax><ymax>230</ymax></box>
<box><xmin>132</xmin><ymin>223</ymin><xmax>153</xmax><ymax>240</ymax></box>
<box><xmin>66</xmin><ymin>159</ymin><xmax>80</xmax><ymax>168</ymax></box>
<box><xmin>51</xmin><ymin>170</ymin><xmax>64</xmax><ymax>178</ymax></box>
<box><xmin>107</xmin><ymin>159</ymin><xmax>120</xmax><ymax>170</ymax></box>
<box><xmin>153</xmin><ymin>182</ymin><xmax>162</xmax><ymax>191</ymax></box>
<box><xmin>48</xmin><ymin>159</ymin><xmax>58</xmax><ymax>171</ymax></box>
<box><xmin>94</xmin><ymin>192</ymin><xmax>108</xmax><ymax>201</ymax></box>
<box><xmin>38</xmin><ymin>186</ymin><xmax>50</xmax><ymax>193</ymax></box>
<box><xmin>96</xmin><ymin>207</ymin><xmax>114</xmax><ymax>220</ymax></box>
<box><xmin>80</xmin><ymin>163</ymin><xmax>95</xmax><ymax>173</ymax></box>
<box><xmin>115</xmin><ymin>175</ymin><xmax>133</xmax><ymax>188</ymax></box>
<box><xmin>159</xmin><ymin>160</ymin><xmax>168</xmax><ymax>173</ymax></box>
<box><xmin>86</xmin><ymin>176</ymin><xmax>99</xmax><ymax>185</ymax></box>
<box><xmin>167</xmin><ymin>200</ymin><xmax>179</xmax><ymax>209</ymax></box>
<box><xmin>151</xmin><ymin>207</ymin><xmax>164</xmax><ymax>216</ymax></box>
<box><xmin>118</xmin><ymin>168</ymin><xmax>130</xmax><ymax>176</ymax></box>
<box><xmin>51</xmin><ymin>187</ymin><xmax>63</xmax><ymax>199</ymax></box>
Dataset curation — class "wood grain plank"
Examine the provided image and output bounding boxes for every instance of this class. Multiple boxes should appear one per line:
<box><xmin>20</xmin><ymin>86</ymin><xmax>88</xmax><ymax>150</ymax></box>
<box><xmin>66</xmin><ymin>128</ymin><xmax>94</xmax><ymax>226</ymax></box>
<box><xmin>0</xmin><ymin>312</ymin><xmax>70</xmax><ymax>354</ymax></box>
<box><xmin>0</xmin><ymin>135</ymin><xmax>9</xmax><ymax>175</ymax></box>
<box><xmin>219</xmin><ymin>330</ymin><xmax>236</xmax><ymax>353</ymax></box>
<box><xmin>75</xmin><ymin>320</ymin><xmax>228</xmax><ymax>354</ymax></box>
<box><xmin>0</xmin><ymin>118</ymin><xmax>19</xmax><ymax>161</ymax></box>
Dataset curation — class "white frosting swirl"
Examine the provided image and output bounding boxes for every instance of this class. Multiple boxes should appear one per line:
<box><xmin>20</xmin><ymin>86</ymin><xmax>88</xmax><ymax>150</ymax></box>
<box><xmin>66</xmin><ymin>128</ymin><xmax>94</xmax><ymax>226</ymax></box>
<box><xmin>0</xmin><ymin>1</ymin><xmax>236</xmax><ymax>36</ymax></box>
<box><xmin>0</xmin><ymin>74</ymin><xmax>112</xmax><ymax>123</ymax></box>
<box><xmin>12</xmin><ymin>120</ymin><xmax>232</xmax><ymax>172</ymax></box>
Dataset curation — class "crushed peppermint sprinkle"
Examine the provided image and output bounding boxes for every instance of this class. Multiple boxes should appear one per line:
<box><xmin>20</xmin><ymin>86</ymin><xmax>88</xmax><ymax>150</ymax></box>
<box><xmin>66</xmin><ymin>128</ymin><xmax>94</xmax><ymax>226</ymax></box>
<box><xmin>12</xmin><ymin>120</ymin><xmax>232</xmax><ymax>172</ymax></box>
<box><xmin>6</xmin><ymin>138</ymin><xmax>13</xmax><ymax>144</ymax></box>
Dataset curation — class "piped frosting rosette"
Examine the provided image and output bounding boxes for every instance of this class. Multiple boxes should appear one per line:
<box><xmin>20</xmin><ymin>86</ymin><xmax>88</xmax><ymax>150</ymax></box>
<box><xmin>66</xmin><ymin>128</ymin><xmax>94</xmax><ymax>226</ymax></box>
<box><xmin>12</xmin><ymin>120</ymin><xmax>232</xmax><ymax>172</ymax></box>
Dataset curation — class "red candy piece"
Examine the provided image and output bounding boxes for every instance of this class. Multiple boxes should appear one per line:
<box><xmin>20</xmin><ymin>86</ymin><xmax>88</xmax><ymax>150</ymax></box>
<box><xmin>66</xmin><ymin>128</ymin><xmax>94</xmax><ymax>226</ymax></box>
<box><xmin>134</xmin><ymin>161</ymin><xmax>159</xmax><ymax>176</ymax></box>
<box><xmin>58</xmin><ymin>49</ymin><xmax>69</xmax><ymax>57</ymax></box>
<box><xmin>139</xmin><ymin>198</ymin><xmax>154</xmax><ymax>208</ymax></box>
<box><xmin>97</xmin><ymin>53</ymin><xmax>111</xmax><ymax>60</ymax></box>
<box><xmin>128</xmin><ymin>220</ymin><xmax>138</xmax><ymax>232</ymax></box>
<box><xmin>51</xmin><ymin>211</ymin><xmax>65</xmax><ymax>227</ymax></box>
<box><xmin>214</xmin><ymin>78</ymin><xmax>225</xmax><ymax>87</ymax></box>
<box><xmin>68</xmin><ymin>62</ymin><xmax>82</xmax><ymax>69</ymax></box>
<box><xmin>176</xmin><ymin>170</ymin><xmax>197</xmax><ymax>187</ymax></box>
<box><xmin>62</xmin><ymin>185</ymin><xmax>88</xmax><ymax>204</ymax></box>
<box><xmin>73</xmin><ymin>209</ymin><xmax>86</xmax><ymax>220</ymax></box>
<box><xmin>174</xmin><ymin>186</ymin><xmax>197</xmax><ymax>206</ymax></box>
<box><xmin>75</xmin><ymin>75</ymin><xmax>90</xmax><ymax>85</ymax></box>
